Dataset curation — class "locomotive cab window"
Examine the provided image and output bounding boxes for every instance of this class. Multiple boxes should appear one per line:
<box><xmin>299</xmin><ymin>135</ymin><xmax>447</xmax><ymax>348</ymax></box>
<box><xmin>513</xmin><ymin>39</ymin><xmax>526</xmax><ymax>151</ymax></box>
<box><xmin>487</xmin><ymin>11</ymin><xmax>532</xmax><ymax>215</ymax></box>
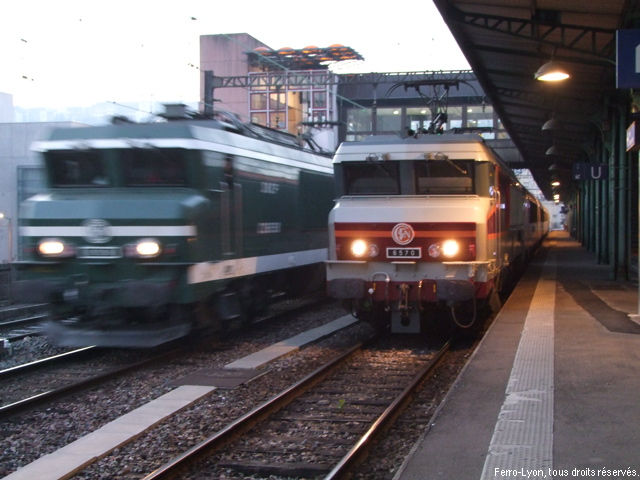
<box><xmin>415</xmin><ymin>159</ymin><xmax>475</xmax><ymax>194</ymax></box>
<box><xmin>47</xmin><ymin>150</ymin><xmax>110</xmax><ymax>187</ymax></box>
<box><xmin>122</xmin><ymin>148</ymin><xmax>188</xmax><ymax>186</ymax></box>
<box><xmin>342</xmin><ymin>162</ymin><xmax>400</xmax><ymax>195</ymax></box>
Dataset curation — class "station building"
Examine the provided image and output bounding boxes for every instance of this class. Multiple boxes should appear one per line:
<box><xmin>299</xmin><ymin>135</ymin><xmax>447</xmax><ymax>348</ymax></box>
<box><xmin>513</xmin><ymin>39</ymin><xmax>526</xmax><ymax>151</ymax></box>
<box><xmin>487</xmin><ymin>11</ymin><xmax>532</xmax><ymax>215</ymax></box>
<box><xmin>198</xmin><ymin>33</ymin><xmax>517</xmax><ymax>160</ymax></box>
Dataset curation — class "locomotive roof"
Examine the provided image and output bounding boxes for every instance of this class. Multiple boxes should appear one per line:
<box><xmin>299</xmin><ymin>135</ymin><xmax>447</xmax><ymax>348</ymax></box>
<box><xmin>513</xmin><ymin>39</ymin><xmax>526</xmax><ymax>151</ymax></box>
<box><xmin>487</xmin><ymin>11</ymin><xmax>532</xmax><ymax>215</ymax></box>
<box><xmin>334</xmin><ymin>133</ymin><xmax>502</xmax><ymax>165</ymax></box>
<box><xmin>351</xmin><ymin>133</ymin><xmax>486</xmax><ymax>145</ymax></box>
<box><xmin>32</xmin><ymin>119</ymin><xmax>333</xmax><ymax>174</ymax></box>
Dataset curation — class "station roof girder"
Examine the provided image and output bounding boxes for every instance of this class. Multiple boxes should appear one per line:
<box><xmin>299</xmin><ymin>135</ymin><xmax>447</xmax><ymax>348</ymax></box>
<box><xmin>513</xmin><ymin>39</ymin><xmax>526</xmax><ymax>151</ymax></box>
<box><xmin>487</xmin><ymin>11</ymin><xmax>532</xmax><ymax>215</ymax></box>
<box><xmin>434</xmin><ymin>0</ymin><xmax>637</xmax><ymax>199</ymax></box>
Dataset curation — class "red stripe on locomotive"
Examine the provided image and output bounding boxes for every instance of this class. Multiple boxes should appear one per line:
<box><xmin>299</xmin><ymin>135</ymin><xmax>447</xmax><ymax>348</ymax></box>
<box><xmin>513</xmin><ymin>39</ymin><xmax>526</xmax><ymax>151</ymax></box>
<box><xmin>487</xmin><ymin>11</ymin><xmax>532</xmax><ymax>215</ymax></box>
<box><xmin>334</xmin><ymin>222</ymin><xmax>476</xmax><ymax>261</ymax></box>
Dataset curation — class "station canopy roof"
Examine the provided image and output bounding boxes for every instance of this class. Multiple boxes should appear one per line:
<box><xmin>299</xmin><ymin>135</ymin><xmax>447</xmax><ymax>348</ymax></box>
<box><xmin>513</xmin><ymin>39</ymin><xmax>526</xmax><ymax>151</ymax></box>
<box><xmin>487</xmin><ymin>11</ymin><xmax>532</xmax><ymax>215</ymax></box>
<box><xmin>248</xmin><ymin>44</ymin><xmax>364</xmax><ymax>71</ymax></box>
<box><xmin>434</xmin><ymin>0</ymin><xmax>639</xmax><ymax>199</ymax></box>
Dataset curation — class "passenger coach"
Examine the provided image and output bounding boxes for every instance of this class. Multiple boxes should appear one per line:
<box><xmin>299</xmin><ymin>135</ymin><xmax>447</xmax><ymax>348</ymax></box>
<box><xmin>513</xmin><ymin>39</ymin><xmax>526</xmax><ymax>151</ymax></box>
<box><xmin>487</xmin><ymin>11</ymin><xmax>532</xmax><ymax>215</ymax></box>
<box><xmin>326</xmin><ymin>134</ymin><xmax>548</xmax><ymax>333</ymax></box>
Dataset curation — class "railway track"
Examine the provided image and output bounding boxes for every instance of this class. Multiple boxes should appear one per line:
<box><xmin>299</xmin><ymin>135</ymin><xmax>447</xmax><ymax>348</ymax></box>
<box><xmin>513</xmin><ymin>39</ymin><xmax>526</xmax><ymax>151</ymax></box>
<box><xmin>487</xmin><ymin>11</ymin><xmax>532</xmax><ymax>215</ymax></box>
<box><xmin>0</xmin><ymin>345</ymin><xmax>96</xmax><ymax>380</ymax></box>
<box><xmin>0</xmin><ymin>294</ymin><xmax>333</xmax><ymax>420</ymax></box>
<box><xmin>142</xmin><ymin>335</ymin><xmax>451</xmax><ymax>480</ymax></box>
<box><xmin>0</xmin><ymin>346</ymin><xmax>176</xmax><ymax>418</ymax></box>
<box><xmin>0</xmin><ymin>313</ymin><xmax>48</xmax><ymax>342</ymax></box>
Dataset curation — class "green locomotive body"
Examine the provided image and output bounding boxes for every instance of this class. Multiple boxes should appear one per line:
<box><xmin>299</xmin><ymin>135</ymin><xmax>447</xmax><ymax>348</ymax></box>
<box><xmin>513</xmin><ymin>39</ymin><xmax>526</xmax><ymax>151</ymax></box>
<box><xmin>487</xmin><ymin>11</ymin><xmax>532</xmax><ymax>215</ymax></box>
<box><xmin>15</xmin><ymin>114</ymin><xmax>334</xmax><ymax>346</ymax></box>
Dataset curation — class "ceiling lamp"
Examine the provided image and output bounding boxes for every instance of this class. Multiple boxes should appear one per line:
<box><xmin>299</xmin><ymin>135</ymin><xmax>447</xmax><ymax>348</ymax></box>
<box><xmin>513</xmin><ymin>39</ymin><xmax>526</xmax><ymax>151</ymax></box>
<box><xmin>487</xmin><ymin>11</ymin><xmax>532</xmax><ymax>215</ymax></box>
<box><xmin>546</xmin><ymin>145</ymin><xmax>561</xmax><ymax>156</ymax></box>
<box><xmin>535</xmin><ymin>61</ymin><xmax>570</xmax><ymax>82</ymax></box>
<box><xmin>542</xmin><ymin>116</ymin><xmax>562</xmax><ymax>131</ymax></box>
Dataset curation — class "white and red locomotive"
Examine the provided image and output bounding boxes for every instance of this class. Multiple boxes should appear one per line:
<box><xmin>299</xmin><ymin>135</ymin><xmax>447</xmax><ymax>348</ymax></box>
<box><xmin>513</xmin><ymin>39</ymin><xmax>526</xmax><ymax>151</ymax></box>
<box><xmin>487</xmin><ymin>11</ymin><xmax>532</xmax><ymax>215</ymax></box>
<box><xmin>325</xmin><ymin>134</ymin><xmax>548</xmax><ymax>332</ymax></box>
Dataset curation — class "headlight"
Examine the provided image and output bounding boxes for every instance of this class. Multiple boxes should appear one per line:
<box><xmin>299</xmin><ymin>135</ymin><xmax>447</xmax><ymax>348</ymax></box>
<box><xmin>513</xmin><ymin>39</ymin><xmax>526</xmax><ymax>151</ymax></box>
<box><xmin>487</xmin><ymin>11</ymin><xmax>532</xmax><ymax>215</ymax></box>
<box><xmin>350</xmin><ymin>239</ymin><xmax>378</xmax><ymax>259</ymax></box>
<box><xmin>135</xmin><ymin>239</ymin><xmax>161</xmax><ymax>258</ymax></box>
<box><xmin>428</xmin><ymin>240</ymin><xmax>460</xmax><ymax>259</ymax></box>
<box><xmin>37</xmin><ymin>238</ymin><xmax>75</xmax><ymax>258</ymax></box>
<box><xmin>441</xmin><ymin>239</ymin><xmax>460</xmax><ymax>258</ymax></box>
<box><xmin>351</xmin><ymin>239</ymin><xmax>368</xmax><ymax>257</ymax></box>
<box><xmin>125</xmin><ymin>238</ymin><xmax>162</xmax><ymax>258</ymax></box>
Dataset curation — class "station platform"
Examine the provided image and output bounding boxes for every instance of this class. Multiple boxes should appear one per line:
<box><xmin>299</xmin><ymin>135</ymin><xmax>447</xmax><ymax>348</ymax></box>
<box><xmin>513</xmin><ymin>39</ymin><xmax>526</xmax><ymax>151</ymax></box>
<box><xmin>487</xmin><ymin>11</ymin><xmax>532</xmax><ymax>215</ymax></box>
<box><xmin>395</xmin><ymin>230</ymin><xmax>640</xmax><ymax>480</ymax></box>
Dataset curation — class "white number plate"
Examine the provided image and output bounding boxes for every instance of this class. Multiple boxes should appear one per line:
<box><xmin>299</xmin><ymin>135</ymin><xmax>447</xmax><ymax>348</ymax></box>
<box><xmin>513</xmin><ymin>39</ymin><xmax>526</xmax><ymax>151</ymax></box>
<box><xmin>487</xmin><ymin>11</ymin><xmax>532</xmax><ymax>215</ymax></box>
<box><xmin>77</xmin><ymin>246</ymin><xmax>122</xmax><ymax>259</ymax></box>
<box><xmin>387</xmin><ymin>247</ymin><xmax>421</xmax><ymax>259</ymax></box>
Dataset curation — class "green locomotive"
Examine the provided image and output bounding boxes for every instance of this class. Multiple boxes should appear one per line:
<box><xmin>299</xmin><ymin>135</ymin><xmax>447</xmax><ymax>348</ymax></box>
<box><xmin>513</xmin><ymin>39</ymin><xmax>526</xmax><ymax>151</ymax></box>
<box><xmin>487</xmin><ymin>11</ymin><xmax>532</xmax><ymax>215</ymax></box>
<box><xmin>15</xmin><ymin>108</ymin><xmax>334</xmax><ymax>346</ymax></box>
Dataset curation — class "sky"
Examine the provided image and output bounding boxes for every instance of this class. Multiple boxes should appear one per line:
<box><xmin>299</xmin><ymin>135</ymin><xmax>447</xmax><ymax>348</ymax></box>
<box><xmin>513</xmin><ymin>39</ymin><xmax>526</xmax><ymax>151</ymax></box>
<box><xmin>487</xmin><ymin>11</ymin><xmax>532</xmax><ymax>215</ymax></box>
<box><xmin>0</xmin><ymin>0</ymin><xmax>470</xmax><ymax>109</ymax></box>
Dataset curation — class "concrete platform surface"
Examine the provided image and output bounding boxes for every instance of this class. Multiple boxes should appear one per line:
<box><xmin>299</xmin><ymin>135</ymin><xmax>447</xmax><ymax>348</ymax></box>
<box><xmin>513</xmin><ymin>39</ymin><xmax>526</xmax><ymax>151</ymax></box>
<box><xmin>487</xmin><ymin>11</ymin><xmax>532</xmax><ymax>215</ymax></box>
<box><xmin>395</xmin><ymin>231</ymin><xmax>640</xmax><ymax>480</ymax></box>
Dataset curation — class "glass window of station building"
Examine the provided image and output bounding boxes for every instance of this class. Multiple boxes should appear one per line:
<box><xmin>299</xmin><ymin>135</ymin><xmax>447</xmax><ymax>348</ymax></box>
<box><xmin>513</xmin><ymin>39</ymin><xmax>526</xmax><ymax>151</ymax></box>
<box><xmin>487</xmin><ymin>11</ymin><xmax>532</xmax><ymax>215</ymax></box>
<box><xmin>248</xmin><ymin>71</ymin><xmax>336</xmax><ymax>132</ymax></box>
<box><xmin>345</xmin><ymin>103</ymin><xmax>506</xmax><ymax>141</ymax></box>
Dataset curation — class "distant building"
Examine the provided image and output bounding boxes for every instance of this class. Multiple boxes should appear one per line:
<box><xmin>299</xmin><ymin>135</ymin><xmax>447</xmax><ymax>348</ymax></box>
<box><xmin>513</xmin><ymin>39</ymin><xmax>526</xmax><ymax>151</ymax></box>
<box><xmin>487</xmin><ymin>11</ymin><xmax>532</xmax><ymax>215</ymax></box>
<box><xmin>199</xmin><ymin>34</ymin><xmax>363</xmax><ymax>152</ymax></box>
<box><xmin>0</xmin><ymin>92</ymin><xmax>14</xmax><ymax>122</ymax></box>
<box><xmin>200</xmin><ymin>33</ymin><xmax>269</xmax><ymax>120</ymax></box>
<box><xmin>14</xmin><ymin>101</ymin><xmax>166</xmax><ymax>125</ymax></box>
<box><xmin>198</xmin><ymin>33</ymin><xmax>522</xmax><ymax>163</ymax></box>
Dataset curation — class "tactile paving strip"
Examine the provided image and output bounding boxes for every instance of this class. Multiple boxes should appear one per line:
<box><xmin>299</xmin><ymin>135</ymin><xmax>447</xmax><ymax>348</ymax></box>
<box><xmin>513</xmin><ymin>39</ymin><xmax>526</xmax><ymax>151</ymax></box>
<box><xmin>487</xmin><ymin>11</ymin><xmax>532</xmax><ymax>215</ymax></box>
<box><xmin>481</xmin><ymin>254</ymin><xmax>556</xmax><ymax>478</ymax></box>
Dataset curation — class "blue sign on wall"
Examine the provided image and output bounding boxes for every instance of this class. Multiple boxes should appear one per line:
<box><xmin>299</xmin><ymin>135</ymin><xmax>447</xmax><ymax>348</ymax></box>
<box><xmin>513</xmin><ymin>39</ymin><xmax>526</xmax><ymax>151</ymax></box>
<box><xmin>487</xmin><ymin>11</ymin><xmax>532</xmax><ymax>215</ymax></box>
<box><xmin>617</xmin><ymin>29</ymin><xmax>640</xmax><ymax>89</ymax></box>
<box><xmin>572</xmin><ymin>163</ymin><xmax>608</xmax><ymax>181</ymax></box>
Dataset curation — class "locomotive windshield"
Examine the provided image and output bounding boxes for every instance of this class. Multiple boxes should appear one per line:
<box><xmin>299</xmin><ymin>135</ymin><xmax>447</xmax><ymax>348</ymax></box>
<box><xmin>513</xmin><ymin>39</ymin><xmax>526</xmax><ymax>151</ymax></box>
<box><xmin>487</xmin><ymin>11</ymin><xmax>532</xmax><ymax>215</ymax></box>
<box><xmin>344</xmin><ymin>162</ymin><xmax>400</xmax><ymax>194</ymax></box>
<box><xmin>122</xmin><ymin>148</ymin><xmax>187</xmax><ymax>186</ymax></box>
<box><xmin>415</xmin><ymin>159</ymin><xmax>474</xmax><ymax>194</ymax></box>
<box><xmin>45</xmin><ymin>147</ymin><xmax>190</xmax><ymax>187</ymax></box>
<box><xmin>47</xmin><ymin>150</ymin><xmax>110</xmax><ymax>187</ymax></box>
<box><xmin>339</xmin><ymin>158</ymin><xmax>476</xmax><ymax>195</ymax></box>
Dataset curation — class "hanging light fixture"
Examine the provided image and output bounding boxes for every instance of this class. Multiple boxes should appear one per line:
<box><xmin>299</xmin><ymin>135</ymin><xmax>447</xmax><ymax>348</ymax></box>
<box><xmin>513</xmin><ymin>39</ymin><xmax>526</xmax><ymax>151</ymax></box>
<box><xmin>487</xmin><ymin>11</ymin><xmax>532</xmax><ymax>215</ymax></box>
<box><xmin>542</xmin><ymin>116</ymin><xmax>562</xmax><ymax>132</ymax></box>
<box><xmin>535</xmin><ymin>60</ymin><xmax>570</xmax><ymax>82</ymax></box>
<box><xmin>546</xmin><ymin>145</ymin><xmax>561</xmax><ymax>156</ymax></box>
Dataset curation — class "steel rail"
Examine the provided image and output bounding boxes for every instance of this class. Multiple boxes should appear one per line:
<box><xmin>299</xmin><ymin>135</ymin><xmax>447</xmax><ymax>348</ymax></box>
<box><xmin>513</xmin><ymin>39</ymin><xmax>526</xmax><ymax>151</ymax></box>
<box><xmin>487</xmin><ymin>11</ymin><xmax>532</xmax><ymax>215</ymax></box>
<box><xmin>142</xmin><ymin>342</ymin><xmax>364</xmax><ymax>480</ymax></box>
<box><xmin>0</xmin><ymin>345</ymin><xmax>96</xmax><ymax>380</ymax></box>
<box><xmin>0</xmin><ymin>313</ymin><xmax>47</xmax><ymax>329</ymax></box>
<box><xmin>324</xmin><ymin>338</ymin><xmax>452</xmax><ymax>480</ymax></box>
<box><xmin>4</xmin><ymin>328</ymin><xmax>45</xmax><ymax>343</ymax></box>
<box><xmin>0</xmin><ymin>348</ymin><xmax>182</xmax><ymax>418</ymax></box>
